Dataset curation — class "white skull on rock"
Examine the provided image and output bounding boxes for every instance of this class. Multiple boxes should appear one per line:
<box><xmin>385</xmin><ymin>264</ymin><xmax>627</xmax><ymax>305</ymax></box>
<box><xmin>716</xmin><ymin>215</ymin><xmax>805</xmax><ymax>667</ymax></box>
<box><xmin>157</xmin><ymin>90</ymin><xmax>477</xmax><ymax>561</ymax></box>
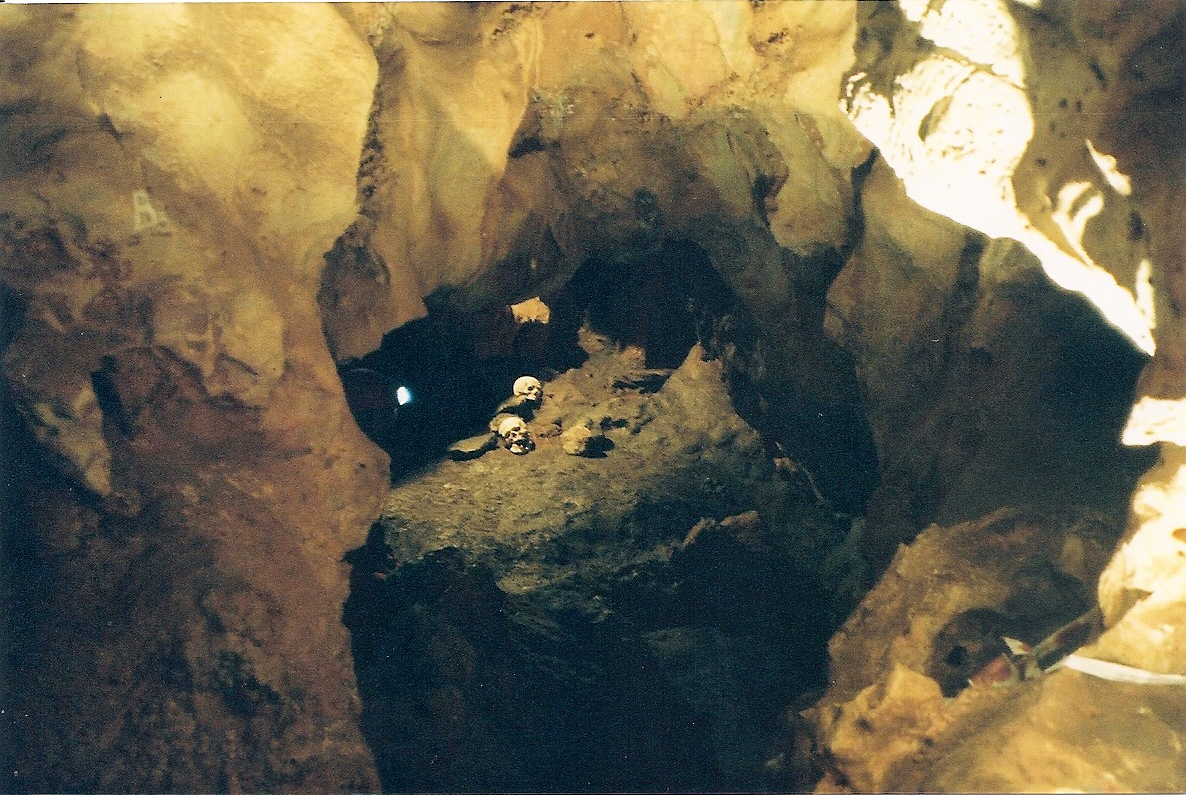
<box><xmin>496</xmin><ymin>415</ymin><xmax>535</xmax><ymax>455</ymax></box>
<box><xmin>513</xmin><ymin>376</ymin><xmax>543</xmax><ymax>404</ymax></box>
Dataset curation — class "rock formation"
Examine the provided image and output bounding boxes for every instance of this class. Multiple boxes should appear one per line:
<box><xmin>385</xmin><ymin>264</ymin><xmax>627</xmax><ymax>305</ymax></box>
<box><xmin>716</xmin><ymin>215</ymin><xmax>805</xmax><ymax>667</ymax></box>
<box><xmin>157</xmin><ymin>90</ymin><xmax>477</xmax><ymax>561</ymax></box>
<box><xmin>1</xmin><ymin>1</ymin><xmax>1182</xmax><ymax>792</ymax></box>
<box><xmin>809</xmin><ymin>4</ymin><xmax>1185</xmax><ymax>791</ymax></box>
<box><xmin>1</xmin><ymin>5</ymin><xmax>384</xmax><ymax>790</ymax></box>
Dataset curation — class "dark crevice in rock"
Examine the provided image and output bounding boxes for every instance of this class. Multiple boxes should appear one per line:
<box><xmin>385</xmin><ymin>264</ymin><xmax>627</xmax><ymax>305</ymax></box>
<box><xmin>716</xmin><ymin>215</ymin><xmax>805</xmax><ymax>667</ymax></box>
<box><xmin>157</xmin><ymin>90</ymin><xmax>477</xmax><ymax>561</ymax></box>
<box><xmin>338</xmin><ymin>304</ymin><xmax>562</xmax><ymax>481</ymax></box>
<box><xmin>345</xmin><ymin>546</ymin><xmax>720</xmax><ymax>793</ymax></box>
<box><xmin>332</xmin><ymin>223</ymin><xmax>885</xmax><ymax>791</ymax></box>
<box><xmin>564</xmin><ymin>239</ymin><xmax>735</xmax><ymax>370</ymax></box>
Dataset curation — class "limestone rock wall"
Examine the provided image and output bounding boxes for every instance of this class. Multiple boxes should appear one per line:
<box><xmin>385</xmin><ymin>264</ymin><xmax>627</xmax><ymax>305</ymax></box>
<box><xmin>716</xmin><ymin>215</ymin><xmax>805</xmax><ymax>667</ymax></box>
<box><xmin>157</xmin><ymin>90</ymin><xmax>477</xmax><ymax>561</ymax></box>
<box><xmin>1</xmin><ymin>5</ymin><xmax>384</xmax><ymax>791</ymax></box>
<box><xmin>322</xmin><ymin>1</ymin><xmax>882</xmax><ymax>505</ymax></box>
<box><xmin>1</xmin><ymin>0</ymin><xmax>1182</xmax><ymax>791</ymax></box>
<box><xmin>826</xmin><ymin>158</ymin><xmax>1154</xmax><ymax>565</ymax></box>
<box><xmin>836</xmin><ymin>0</ymin><xmax>1185</xmax><ymax>663</ymax></box>
<box><xmin>809</xmin><ymin>1</ymin><xmax>1186</xmax><ymax>791</ymax></box>
<box><xmin>324</xmin><ymin>1</ymin><xmax>869</xmax><ymax>355</ymax></box>
<box><xmin>806</xmin><ymin>507</ymin><xmax>1185</xmax><ymax>793</ymax></box>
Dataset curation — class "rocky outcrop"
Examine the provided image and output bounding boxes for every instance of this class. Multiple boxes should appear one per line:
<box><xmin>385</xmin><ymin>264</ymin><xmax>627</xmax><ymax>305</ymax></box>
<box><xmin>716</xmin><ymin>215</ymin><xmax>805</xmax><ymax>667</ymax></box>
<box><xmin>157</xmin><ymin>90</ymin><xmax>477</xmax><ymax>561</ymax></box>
<box><xmin>810</xmin><ymin>1</ymin><xmax>1186</xmax><ymax>790</ymax></box>
<box><xmin>806</xmin><ymin>507</ymin><xmax>1184</xmax><ymax>793</ymax></box>
<box><xmin>826</xmin><ymin>160</ymin><xmax>1154</xmax><ymax>564</ymax></box>
<box><xmin>1</xmin><ymin>1</ymin><xmax>1182</xmax><ymax>791</ymax></box>
<box><xmin>1</xmin><ymin>6</ymin><xmax>384</xmax><ymax>791</ymax></box>
<box><xmin>350</xmin><ymin>343</ymin><xmax>847</xmax><ymax>793</ymax></box>
<box><xmin>322</xmin><ymin>1</ymin><xmax>882</xmax><ymax>508</ymax></box>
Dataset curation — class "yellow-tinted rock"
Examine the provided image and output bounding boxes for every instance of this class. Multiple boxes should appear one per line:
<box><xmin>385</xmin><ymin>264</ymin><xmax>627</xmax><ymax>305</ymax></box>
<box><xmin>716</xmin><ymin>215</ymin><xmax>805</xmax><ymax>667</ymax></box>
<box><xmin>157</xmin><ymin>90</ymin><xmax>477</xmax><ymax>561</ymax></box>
<box><xmin>0</xmin><ymin>5</ymin><xmax>383</xmax><ymax>791</ymax></box>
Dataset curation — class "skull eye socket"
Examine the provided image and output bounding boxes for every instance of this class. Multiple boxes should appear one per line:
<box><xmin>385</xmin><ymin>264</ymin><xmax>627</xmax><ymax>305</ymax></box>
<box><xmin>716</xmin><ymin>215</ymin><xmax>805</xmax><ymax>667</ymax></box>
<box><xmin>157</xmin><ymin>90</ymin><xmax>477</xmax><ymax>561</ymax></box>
<box><xmin>513</xmin><ymin>376</ymin><xmax>542</xmax><ymax>399</ymax></box>
<box><xmin>498</xmin><ymin>418</ymin><xmax>527</xmax><ymax>438</ymax></box>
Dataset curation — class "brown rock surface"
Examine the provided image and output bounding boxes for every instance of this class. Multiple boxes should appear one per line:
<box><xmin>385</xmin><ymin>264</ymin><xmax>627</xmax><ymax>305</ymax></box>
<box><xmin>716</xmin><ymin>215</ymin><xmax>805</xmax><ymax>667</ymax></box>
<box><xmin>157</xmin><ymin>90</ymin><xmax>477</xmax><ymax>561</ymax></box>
<box><xmin>1</xmin><ymin>1</ymin><xmax>1183</xmax><ymax>791</ymax></box>
<box><xmin>1</xmin><ymin>5</ymin><xmax>384</xmax><ymax>791</ymax></box>
<box><xmin>812</xmin><ymin>3</ymin><xmax>1186</xmax><ymax>789</ymax></box>
<box><xmin>320</xmin><ymin>2</ymin><xmax>882</xmax><ymax>509</ymax></box>
<box><xmin>808</xmin><ymin>506</ymin><xmax>1186</xmax><ymax>793</ymax></box>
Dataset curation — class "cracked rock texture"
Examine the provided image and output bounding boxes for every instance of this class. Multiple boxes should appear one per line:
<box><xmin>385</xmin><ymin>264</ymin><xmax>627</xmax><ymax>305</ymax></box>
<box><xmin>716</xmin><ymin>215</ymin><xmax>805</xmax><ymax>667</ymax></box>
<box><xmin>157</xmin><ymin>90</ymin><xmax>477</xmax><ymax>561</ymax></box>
<box><xmin>325</xmin><ymin>0</ymin><xmax>883</xmax><ymax>511</ymax></box>
<box><xmin>2</xmin><ymin>5</ymin><xmax>384</xmax><ymax>791</ymax></box>
<box><xmin>1</xmin><ymin>1</ymin><xmax>1183</xmax><ymax>792</ymax></box>
<box><xmin>806</xmin><ymin>506</ymin><xmax>1184</xmax><ymax>792</ymax></box>
<box><xmin>811</xmin><ymin>2</ymin><xmax>1186</xmax><ymax>791</ymax></box>
<box><xmin>350</xmin><ymin>343</ymin><xmax>846</xmax><ymax>792</ymax></box>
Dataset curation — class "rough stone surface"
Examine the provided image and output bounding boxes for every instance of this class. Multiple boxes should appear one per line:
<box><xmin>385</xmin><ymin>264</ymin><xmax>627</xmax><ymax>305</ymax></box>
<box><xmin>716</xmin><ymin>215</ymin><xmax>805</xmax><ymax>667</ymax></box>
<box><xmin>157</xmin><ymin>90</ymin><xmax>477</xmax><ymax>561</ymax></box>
<box><xmin>838</xmin><ymin>5</ymin><xmax>1181</xmax><ymax>503</ymax></box>
<box><xmin>1</xmin><ymin>1</ymin><xmax>1183</xmax><ymax>791</ymax></box>
<box><xmin>1</xmin><ymin>5</ymin><xmax>384</xmax><ymax>791</ymax></box>
<box><xmin>323</xmin><ymin>1</ymin><xmax>881</xmax><ymax>511</ymax></box>
<box><xmin>807</xmin><ymin>506</ymin><xmax>1186</xmax><ymax>794</ymax></box>
<box><xmin>826</xmin><ymin>160</ymin><xmax>1154</xmax><ymax>564</ymax></box>
<box><xmin>351</xmin><ymin>344</ymin><xmax>847</xmax><ymax>793</ymax></box>
<box><xmin>825</xmin><ymin>3</ymin><xmax>1186</xmax><ymax>789</ymax></box>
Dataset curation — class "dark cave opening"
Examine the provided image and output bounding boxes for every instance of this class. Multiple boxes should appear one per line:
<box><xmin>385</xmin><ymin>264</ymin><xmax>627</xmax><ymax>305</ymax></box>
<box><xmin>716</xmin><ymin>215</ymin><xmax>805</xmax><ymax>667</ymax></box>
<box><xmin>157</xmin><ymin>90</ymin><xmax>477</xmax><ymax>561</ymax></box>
<box><xmin>0</xmin><ymin>283</ymin><xmax>26</xmax><ymax>782</ymax></box>
<box><xmin>330</xmin><ymin>223</ymin><xmax>1162</xmax><ymax>793</ymax></box>
<box><xmin>334</xmin><ymin>237</ymin><xmax>864</xmax><ymax>792</ymax></box>
<box><xmin>0</xmin><ymin>2</ymin><xmax>1180</xmax><ymax>790</ymax></box>
<box><xmin>334</xmin><ymin>238</ymin><xmax>736</xmax><ymax>475</ymax></box>
<box><xmin>339</xmin><ymin>310</ymin><xmax>530</xmax><ymax>479</ymax></box>
<box><xmin>337</xmin><ymin>235</ymin><xmax>881</xmax><ymax>516</ymax></box>
<box><xmin>564</xmin><ymin>238</ymin><xmax>736</xmax><ymax>371</ymax></box>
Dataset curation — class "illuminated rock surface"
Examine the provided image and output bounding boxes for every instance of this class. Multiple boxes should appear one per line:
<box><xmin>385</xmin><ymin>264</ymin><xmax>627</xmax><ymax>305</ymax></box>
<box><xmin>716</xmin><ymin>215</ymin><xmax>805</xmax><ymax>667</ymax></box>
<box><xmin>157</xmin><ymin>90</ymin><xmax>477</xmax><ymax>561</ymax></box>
<box><xmin>813</xmin><ymin>4</ymin><xmax>1185</xmax><ymax>792</ymax></box>
<box><xmin>0</xmin><ymin>1</ymin><xmax>1182</xmax><ymax>792</ymax></box>
<box><xmin>1</xmin><ymin>5</ymin><xmax>383</xmax><ymax>791</ymax></box>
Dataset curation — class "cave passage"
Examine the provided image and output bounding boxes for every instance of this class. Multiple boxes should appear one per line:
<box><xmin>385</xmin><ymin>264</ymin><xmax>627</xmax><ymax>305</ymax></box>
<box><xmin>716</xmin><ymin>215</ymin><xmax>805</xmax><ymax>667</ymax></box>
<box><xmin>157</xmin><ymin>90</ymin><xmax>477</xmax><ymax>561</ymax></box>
<box><xmin>337</xmin><ymin>237</ymin><xmax>816</xmax><ymax>477</ymax></box>
<box><xmin>332</xmin><ymin>224</ymin><xmax>1158</xmax><ymax>793</ymax></box>
<box><xmin>4</xmin><ymin>2</ymin><xmax>1182</xmax><ymax>792</ymax></box>
<box><xmin>336</xmin><ymin>237</ymin><xmax>863</xmax><ymax>792</ymax></box>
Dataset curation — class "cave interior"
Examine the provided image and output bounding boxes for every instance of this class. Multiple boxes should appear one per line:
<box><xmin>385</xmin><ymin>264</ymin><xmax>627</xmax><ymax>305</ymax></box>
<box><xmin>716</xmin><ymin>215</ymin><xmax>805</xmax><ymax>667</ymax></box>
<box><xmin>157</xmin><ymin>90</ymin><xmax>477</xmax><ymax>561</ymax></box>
<box><xmin>1</xmin><ymin>2</ymin><xmax>1184</xmax><ymax>793</ymax></box>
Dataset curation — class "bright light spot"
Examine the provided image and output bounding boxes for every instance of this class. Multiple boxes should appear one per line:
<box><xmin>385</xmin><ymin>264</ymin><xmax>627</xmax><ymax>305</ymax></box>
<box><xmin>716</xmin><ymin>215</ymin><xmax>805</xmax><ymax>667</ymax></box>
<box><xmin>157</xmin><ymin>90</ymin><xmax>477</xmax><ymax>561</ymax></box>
<box><xmin>845</xmin><ymin>55</ymin><xmax>1033</xmax><ymax>241</ymax></box>
<box><xmin>1123</xmin><ymin>397</ymin><xmax>1186</xmax><ymax>446</ymax></box>
<box><xmin>842</xmin><ymin>0</ymin><xmax>1156</xmax><ymax>356</ymax></box>
<box><xmin>1136</xmin><ymin>258</ymin><xmax>1156</xmax><ymax>331</ymax></box>
<box><xmin>1045</xmin><ymin>181</ymin><xmax>1155</xmax><ymax>354</ymax></box>
<box><xmin>912</xmin><ymin>0</ymin><xmax>1027</xmax><ymax>86</ymax></box>
<box><xmin>1052</xmin><ymin>181</ymin><xmax>1104</xmax><ymax>263</ymax></box>
<box><xmin>1086</xmin><ymin>140</ymin><xmax>1133</xmax><ymax>196</ymax></box>
<box><xmin>899</xmin><ymin>0</ymin><xmax>930</xmax><ymax>24</ymax></box>
<box><xmin>396</xmin><ymin>386</ymin><xmax>413</xmax><ymax>406</ymax></box>
<box><xmin>511</xmin><ymin>296</ymin><xmax>551</xmax><ymax>324</ymax></box>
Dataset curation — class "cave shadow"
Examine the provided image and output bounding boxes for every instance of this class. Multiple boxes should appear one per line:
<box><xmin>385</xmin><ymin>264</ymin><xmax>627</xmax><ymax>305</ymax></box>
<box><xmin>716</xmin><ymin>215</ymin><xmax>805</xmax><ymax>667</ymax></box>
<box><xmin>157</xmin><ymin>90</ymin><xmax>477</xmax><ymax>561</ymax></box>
<box><xmin>334</xmin><ymin>235</ymin><xmax>881</xmax><ymax>516</ymax></box>
<box><xmin>334</xmin><ymin>235</ymin><xmax>881</xmax><ymax>792</ymax></box>
<box><xmin>338</xmin><ymin>308</ymin><xmax>545</xmax><ymax>483</ymax></box>
<box><xmin>341</xmin><ymin>515</ymin><xmax>842</xmax><ymax>794</ymax></box>
<box><xmin>342</xmin><ymin>534</ymin><xmax>721</xmax><ymax>794</ymax></box>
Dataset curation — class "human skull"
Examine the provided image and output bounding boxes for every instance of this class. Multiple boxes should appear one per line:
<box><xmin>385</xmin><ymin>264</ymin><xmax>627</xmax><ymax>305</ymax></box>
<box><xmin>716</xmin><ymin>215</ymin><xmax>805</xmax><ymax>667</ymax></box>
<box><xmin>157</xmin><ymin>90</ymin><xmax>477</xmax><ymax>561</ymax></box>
<box><xmin>497</xmin><ymin>415</ymin><xmax>535</xmax><ymax>455</ymax></box>
<box><xmin>513</xmin><ymin>375</ymin><xmax>543</xmax><ymax>404</ymax></box>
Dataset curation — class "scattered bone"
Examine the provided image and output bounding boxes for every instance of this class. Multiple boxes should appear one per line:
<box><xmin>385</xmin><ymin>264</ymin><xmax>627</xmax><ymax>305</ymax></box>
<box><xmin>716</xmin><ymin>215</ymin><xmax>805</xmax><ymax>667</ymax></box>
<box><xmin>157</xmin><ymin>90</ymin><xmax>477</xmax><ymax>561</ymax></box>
<box><xmin>681</xmin><ymin>510</ymin><xmax>761</xmax><ymax>549</ymax></box>
<box><xmin>495</xmin><ymin>375</ymin><xmax>544</xmax><ymax>419</ymax></box>
<box><xmin>450</xmin><ymin>377</ymin><xmax>545</xmax><ymax>460</ymax></box>
<box><xmin>496</xmin><ymin>415</ymin><xmax>535</xmax><ymax>455</ymax></box>
<box><xmin>446</xmin><ymin>432</ymin><xmax>498</xmax><ymax>460</ymax></box>
<box><xmin>681</xmin><ymin>517</ymin><xmax>718</xmax><ymax>549</ymax></box>
<box><xmin>561</xmin><ymin>424</ymin><xmax>596</xmax><ymax>455</ymax></box>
